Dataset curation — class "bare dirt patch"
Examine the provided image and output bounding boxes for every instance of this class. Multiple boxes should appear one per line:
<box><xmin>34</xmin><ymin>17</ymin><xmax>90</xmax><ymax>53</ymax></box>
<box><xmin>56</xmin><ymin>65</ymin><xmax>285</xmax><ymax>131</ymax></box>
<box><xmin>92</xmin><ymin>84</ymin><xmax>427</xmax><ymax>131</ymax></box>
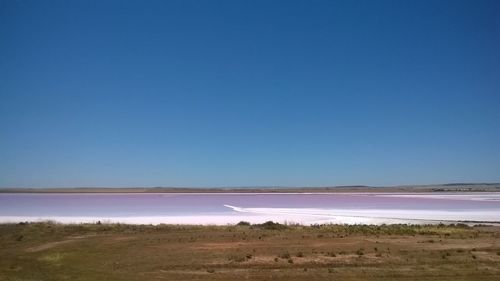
<box><xmin>25</xmin><ymin>235</ymin><xmax>93</xmax><ymax>253</ymax></box>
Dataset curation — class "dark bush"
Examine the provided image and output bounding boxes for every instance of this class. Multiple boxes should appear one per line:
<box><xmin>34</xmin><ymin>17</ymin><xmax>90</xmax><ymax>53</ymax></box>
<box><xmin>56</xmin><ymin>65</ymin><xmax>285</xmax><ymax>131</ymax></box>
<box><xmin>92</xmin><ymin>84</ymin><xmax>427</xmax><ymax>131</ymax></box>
<box><xmin>253</xmin><ymin>221</ymin><xmax>288</xmax><ymax>230</ymax></box>
<box><xmin>280</xmin><ymin>252</ymin><xmax>291</xmax><ymax>259</ymax></box>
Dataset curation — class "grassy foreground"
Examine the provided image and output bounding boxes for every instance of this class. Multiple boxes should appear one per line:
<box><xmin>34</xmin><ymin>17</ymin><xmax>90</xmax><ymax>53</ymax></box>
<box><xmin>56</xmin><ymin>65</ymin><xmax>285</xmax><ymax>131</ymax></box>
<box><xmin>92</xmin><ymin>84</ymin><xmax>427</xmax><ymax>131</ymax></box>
<box><xmin>1</xmin><ymin>222</ymin><xmax>499</xmax><ymax>281</ymax></box>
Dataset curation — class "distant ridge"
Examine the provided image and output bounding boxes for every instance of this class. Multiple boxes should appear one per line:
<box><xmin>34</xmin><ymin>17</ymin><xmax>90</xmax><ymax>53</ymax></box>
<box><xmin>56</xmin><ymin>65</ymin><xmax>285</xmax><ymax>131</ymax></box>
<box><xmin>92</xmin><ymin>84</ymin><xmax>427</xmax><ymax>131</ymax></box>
<box><xmin>441</xmin><ymin>183</ymin><xmax>500</xmax><ymax>186</ymax></box>
<box><xmin>0</xmin><ymin>183</ymin><xmax>499</xmax><ymax>193</ymax></box>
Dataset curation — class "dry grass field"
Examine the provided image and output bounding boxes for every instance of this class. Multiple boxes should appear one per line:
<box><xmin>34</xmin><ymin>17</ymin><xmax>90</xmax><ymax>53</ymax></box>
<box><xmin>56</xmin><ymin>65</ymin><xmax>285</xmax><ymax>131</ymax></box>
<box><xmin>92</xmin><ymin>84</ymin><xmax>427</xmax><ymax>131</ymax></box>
<box><xmin>1</xmin><ymin>222</ymin><xmax>499</xmax><ymax>281</ymax></box>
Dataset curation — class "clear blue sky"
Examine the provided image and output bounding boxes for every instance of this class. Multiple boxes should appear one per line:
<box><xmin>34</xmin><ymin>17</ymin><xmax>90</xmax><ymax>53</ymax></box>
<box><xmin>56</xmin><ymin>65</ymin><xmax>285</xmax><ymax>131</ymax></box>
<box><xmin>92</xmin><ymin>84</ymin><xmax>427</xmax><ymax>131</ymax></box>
<box><xmin>1</xmin><ymin>0</ymin><xmax>499</xmax><ymax>188</ymax></box>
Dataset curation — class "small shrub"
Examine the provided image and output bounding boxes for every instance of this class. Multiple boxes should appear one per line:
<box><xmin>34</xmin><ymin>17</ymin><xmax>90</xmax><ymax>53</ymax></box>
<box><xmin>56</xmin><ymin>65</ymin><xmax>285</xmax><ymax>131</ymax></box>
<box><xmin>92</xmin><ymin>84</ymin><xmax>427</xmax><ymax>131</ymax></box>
<box><xmin>288</xmin><ymin>258</ymin><xmax>294</xmax><ymax>264</ymax></box>
<box><xmin>236</xmin><ymin>221</ymin><xmax>250</xmax><ymax>226</ymax></box>
<box><xmin>280</xmin><ymin>252</ymin><xmax>291</xmax><ymax>259</ymax></box>
<box><xmin>356</xmin><ymin>249</ymin><xmax>364</xmax><ymax>256</ymax></box>
<box><xmin>296</xmin><ymin>252</ymin><xmax>304</xmax><ymax>257</ymax></box>
<box><xmin>228</xmin><ymin>255</ymin><xmax>246</xmax><ymax>262</ymax></box>
<box><xmin>207</xmin><ymin>269</ymin><xmax>215</xmax><ymax>273</ymax></box>
<box><xmin>254</xmin><ymin>221</ymin><xmax>287</xmax><ymax>230</ymax></box>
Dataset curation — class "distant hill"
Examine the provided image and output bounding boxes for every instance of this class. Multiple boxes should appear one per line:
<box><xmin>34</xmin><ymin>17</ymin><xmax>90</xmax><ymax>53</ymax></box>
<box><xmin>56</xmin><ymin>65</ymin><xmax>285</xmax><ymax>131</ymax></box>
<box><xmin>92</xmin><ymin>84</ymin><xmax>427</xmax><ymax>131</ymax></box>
<box><xmin>0</xmin><ymin>183</ymin><xmax>499</xmax><ymax>193</ymax></box>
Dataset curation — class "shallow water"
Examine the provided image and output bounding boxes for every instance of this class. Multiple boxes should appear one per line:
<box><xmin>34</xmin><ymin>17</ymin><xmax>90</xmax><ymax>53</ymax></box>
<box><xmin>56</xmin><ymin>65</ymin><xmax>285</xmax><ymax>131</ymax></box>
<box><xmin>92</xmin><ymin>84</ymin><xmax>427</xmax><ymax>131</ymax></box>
<box><xmin>0</xmin><ymin>193</ymin><xmax>499</xmax><ymax>225</ymax></box>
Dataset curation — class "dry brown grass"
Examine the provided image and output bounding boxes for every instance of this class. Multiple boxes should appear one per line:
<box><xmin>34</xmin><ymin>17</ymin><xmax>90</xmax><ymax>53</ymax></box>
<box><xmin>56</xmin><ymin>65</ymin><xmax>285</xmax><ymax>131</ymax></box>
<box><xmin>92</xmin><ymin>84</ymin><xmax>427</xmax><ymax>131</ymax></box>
<box><xmin>1</xmin><ymin>222</ymin><xmax>499</xmax><ymax>280</ymax></box>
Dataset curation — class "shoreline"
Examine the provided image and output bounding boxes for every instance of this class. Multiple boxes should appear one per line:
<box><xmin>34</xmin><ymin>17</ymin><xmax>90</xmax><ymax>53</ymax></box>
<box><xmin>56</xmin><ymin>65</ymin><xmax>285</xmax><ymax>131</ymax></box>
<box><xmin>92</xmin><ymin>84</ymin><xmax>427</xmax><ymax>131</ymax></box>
<box><xmin>1</xmin><ymin>217</ymin><xmax>499</xmax><ymax>226</ymax></box>
<box><xmin>2</xmin><ymin>207</ymin><xmax>499</xmax><ymax>226</ymax></box>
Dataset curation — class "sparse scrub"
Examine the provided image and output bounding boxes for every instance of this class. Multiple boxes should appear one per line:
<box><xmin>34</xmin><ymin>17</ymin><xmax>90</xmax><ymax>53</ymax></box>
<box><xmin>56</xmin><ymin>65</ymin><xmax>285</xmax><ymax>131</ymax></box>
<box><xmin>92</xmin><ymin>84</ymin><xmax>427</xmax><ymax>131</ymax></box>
<box><xmin>0</xmin><ymin>222</ymin><xmax>497</xmax><ymax>280</ymax></box>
